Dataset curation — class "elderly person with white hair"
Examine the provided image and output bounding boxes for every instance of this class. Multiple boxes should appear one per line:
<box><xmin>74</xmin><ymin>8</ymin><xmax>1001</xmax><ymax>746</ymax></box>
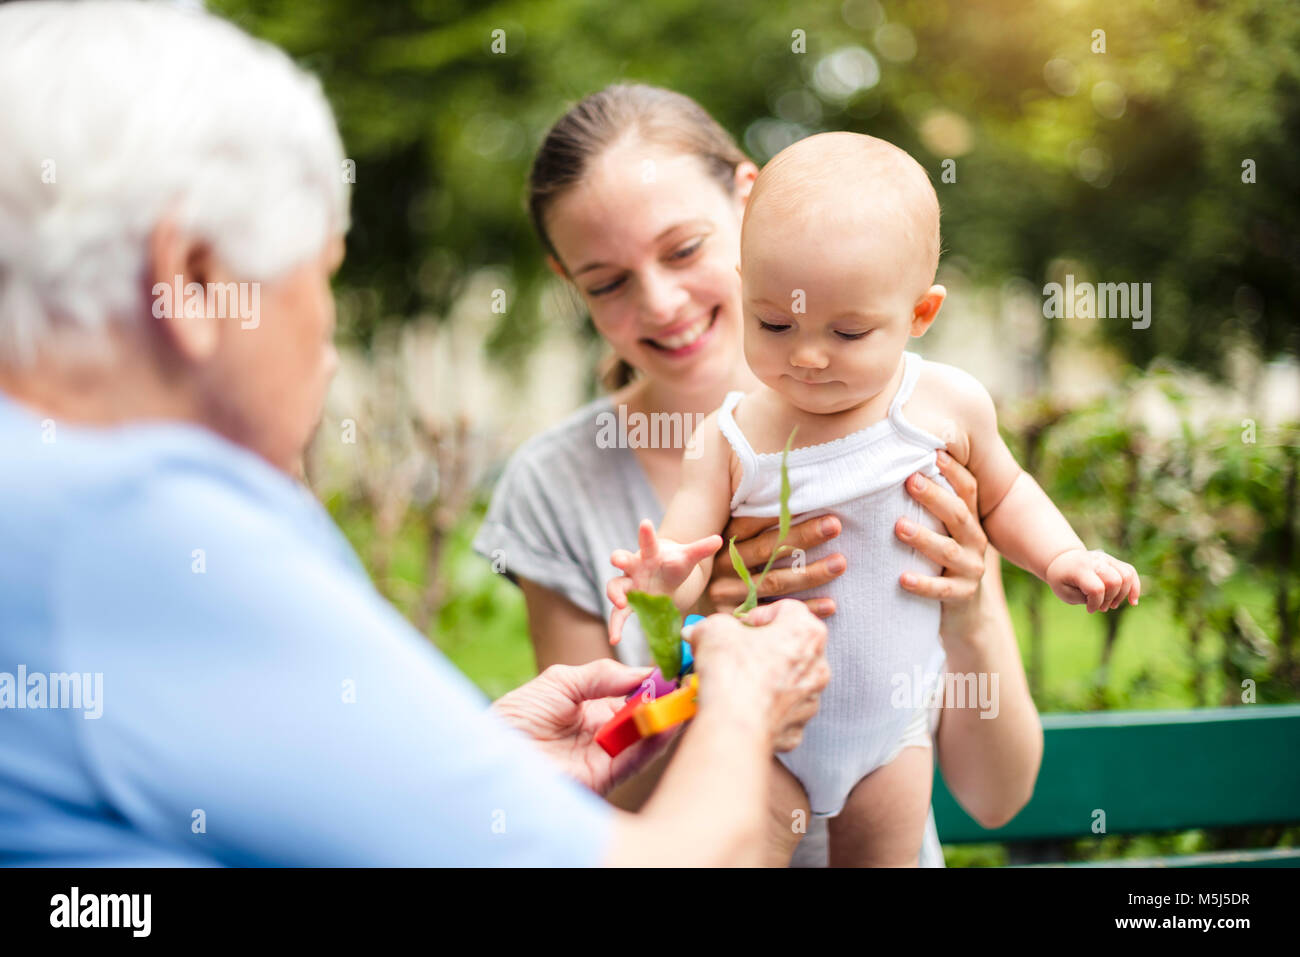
<box><xmin>0</xmin><ymin>0</ymin><xmax>828</xmax><ymax>866</ymax></box>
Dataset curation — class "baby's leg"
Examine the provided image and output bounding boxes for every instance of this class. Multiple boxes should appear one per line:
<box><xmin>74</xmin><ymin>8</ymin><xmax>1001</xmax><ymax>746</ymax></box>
<box><xmin>763</xmin><ymin>757</ymin><xmax>811</xmax><ymax>866</ymax></box>
<box><xmin>826</xmin><ymin>744</ymin><xmax>934</xmax><ymax>867</ymax></box>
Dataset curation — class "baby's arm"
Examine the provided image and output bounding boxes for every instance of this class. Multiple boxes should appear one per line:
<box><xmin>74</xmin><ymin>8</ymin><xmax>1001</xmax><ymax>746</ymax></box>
<box><xmin>943</xmin><ymin>366</ymin><xmax>1140</xmax><ymax>613</ymax></box>
<box><xmin>607</xmin><ymin>413</ymin><xmax>734</xmax><ymax>643</ymax></box>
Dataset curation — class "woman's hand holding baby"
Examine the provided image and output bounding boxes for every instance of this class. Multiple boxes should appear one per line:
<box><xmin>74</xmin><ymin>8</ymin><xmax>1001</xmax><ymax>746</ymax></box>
<box><xmin>1045</xmin><ymin>549</ymin><xmax>1141</xmax><ymax>612</ymax></box>
<box><xmin>895</xmin><ymin>451</ymin><xmax>989</xmax><ymax>603</ymax></box>
<box><xmin>895</xmin><ymin>450</ymin><xmax>1000</xmax><ymax>645</ymax></box>
<box><xmin>899</xmin><ymin>450</ymin><xmax>1141</xmax><ymax>617</ymax></box>
<box><xmin>607</xmin><ymin>518</ymin><xmax>721</xmax><ymax>644</ymax></box>
<box><xmin>704</xmin><ymin>514</ymin><xmax>847</xmax><ymax>618</ymax></box>
<box><xmin>706</xmin><ymin>452</ymin><xmax>993</xmax><ymax>629</ymax></box>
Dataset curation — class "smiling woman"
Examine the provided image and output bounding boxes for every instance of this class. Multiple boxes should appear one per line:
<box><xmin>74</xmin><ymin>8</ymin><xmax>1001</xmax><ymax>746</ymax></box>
<box><xmin>478</xmin><ymin>85</ymin><xmax>765</xmax><ymax>670</ymax></box>
<box><xmin>543</xmin><ymin>145</ymin><xmax>749</xmax><ymax>391</ymax></box>
<box><xmin>527</xmin><ymin>85</ymin><xmax>757</xmax><ymax>395</ymax></box>
<box><xmin>473</xmin><ymin>83</ymin><xmax>1043</xmax><ymax>865</ymax></box>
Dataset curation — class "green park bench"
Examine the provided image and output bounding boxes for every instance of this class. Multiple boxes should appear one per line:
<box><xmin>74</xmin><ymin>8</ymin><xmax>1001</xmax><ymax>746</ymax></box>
<box><xmin>932</xmin><ymin>704</ymin><xmax>1300</xmax><ymax>867</ymax></box>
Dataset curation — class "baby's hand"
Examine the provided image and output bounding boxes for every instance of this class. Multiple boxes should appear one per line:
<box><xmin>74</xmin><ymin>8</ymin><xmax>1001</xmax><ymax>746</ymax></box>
<box><xmin>1045</xmin><ymin>548</ymin><xmax>1141</xmax><ymax>613</ymax></box>
<box><xmin>606</xmin><ymin>519</ymin><xmax>721</xmax><ymax>645</ymax></box>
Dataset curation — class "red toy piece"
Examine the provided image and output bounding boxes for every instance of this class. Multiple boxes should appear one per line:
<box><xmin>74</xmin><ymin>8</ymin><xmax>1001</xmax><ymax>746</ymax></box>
<box><xmin>596</xmin><ymin>695</ymin><xmax>646</xmax><ymax>757</ymax></box>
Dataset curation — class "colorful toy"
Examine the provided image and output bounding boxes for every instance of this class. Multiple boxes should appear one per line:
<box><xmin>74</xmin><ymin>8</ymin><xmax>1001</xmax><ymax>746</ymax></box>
<box><xmin>634</xmin><ymin>675</ymin><xmax>698</xmax><ymax>736</ymax></box>
<box><xmin>596</xmin><ymin>614</ymin><xmax>703</xmax><ymax>757</ymax></box>
<box><xmin>625</xmin><ymin>670</ymin><xmax>678</xmax><ymax>703</ymax></box>
<box><xmin>598</xmin><ymin>430</ymin><xmax>794</xmax><ymax>758</ymax></box>
<box><xmin>595</xmin><ymin>696</ymin><xmax>649</xmax><ymax>757</ymax></box>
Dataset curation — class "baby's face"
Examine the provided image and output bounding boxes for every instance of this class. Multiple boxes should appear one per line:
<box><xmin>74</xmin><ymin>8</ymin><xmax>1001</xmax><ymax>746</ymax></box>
<box><xmin>741</xmin><ymin>209</ymin><xmax>925</xmax><ymax>416</ymax></box>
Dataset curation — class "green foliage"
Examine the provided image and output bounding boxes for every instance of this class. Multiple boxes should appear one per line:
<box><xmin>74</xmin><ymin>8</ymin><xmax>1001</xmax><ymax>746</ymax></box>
<box><xmin>999</xmin><ymin>372</ymin><xmax>1299</xmax><ymax>710</ymax></box>
<box><xmin>627</xmin><ymin>590</ymin><xmax>683</xmax><ymax>678</ymax></box>
<box><xmin>213</xmin><ymin>0</ymin><xmax>1299</xmax><ymax>375</ymax></box>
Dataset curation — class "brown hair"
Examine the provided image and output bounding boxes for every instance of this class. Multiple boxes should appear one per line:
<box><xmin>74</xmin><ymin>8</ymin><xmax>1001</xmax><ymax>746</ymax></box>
<box><xmin>527</xmin><ymin>83</ymin><xmax>749</xmax><ymax>392</ymax></box>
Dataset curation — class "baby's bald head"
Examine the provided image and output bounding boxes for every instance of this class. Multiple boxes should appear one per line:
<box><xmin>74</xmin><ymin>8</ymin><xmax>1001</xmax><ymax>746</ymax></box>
<box><xmin>742</xmin><ymin>132</ymin><xmax>941</xmax><ymax>299</ymax></box>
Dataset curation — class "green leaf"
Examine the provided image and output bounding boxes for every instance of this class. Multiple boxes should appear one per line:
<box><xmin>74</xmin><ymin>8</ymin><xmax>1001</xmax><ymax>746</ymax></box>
<box><xmin>777</xmin><ymin>426</ymin><xmax>797</xmax><ymax>544</ymax></box>
<box><xmin>731</xmin><ymin>426</ymin><xmax>798</xmax><ymax>619</ymax></box>
<box><xmin>627</xmin><ymin>590</ymin><xmax>683</xmax><ymax>677</ymax></box>
<box><xmin>729</xmin><ymin>536</ymin><xmax>758</xmax><ymax>617</ymax></box>
<box><xmin>752</xmin><ymin>426</ymin><xmax>799</xmax><ymax>593</ymax></box>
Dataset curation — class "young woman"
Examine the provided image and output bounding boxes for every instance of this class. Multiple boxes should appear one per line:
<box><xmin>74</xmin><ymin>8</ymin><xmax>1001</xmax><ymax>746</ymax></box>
<box><xmin>474</xmin><ymin>84</ymin><xmax>1042</xmax><ymax>865</ymax></box>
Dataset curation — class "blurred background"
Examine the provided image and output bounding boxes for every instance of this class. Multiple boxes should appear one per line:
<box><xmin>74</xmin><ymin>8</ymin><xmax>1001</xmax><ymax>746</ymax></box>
<box><xmin>209</xmin><ymin>0</ymin><xmax>1299</xmax><ymax>862</ymax></box>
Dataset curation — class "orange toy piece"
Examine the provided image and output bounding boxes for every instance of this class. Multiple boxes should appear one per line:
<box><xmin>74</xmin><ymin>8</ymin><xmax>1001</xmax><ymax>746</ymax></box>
<box><xmin>633</xmin><ymin>674</ymin><xmax>699</xmax><ymax>736</ymax></box>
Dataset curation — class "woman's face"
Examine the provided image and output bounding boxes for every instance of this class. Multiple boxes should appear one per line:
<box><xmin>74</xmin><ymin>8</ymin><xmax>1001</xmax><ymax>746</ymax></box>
<box><xmin>543</xmin><ymin>139</ymin><xmax>756</xmax><ymax>396</ymax></box>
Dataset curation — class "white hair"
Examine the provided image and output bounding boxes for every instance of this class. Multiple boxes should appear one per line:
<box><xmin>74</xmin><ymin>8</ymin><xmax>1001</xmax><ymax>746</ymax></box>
<box><xmin>0</xmin><ymin>0</ymin><xmax>351</xmax><ymax>367</ymax></box>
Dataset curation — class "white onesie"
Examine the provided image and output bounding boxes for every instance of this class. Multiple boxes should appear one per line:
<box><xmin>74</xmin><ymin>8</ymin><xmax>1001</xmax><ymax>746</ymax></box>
<box><xmin>717</xmin><ymin>350</ymin><xmax>951</xmax><ymax>818</ymax></box>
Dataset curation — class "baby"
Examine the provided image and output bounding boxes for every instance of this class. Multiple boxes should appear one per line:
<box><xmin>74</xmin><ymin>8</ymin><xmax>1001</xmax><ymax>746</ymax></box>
<box><xmin>607</xmin><ymin>132</ymin><xmax>1140</xmax><ymax>866</ymax></box>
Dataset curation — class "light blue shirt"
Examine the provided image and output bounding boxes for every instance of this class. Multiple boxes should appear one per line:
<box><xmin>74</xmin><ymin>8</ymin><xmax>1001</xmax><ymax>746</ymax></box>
<box><xmin>0</xmin><ymin>391</ymin><xmax>612</xmax><ymax>866</ymax></box>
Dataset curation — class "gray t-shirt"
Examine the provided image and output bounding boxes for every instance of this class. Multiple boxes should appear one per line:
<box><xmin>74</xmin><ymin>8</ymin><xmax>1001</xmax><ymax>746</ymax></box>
<box><xmin>472</xmin><ymin>394</ymin><xmax>946</xmax><ymax>867</ymax></box>
<box><xmin>473</xmin><ymin>396</ymin><xmax>664</xmax><ymax>668</ymax></box>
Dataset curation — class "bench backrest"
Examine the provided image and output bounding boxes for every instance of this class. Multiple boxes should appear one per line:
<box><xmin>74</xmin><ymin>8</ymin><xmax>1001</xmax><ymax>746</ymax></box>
<box><xmin>933</xmin><ymin>704</ymin><xmax>1300</xmax><ymax>843</ymax></box>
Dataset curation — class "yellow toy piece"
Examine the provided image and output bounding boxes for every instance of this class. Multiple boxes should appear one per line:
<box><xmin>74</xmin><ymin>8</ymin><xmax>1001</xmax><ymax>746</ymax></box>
<box><xmin>634</xmin><ymin>674</ymin><xmax>698</xmax><ymax>736</ymax></box>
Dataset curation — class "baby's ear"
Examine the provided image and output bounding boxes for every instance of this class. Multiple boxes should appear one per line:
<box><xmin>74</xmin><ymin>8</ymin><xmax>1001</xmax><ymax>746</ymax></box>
<box><xmin>910</xmin><ymin>284</ymin><xmax>946</xmax><ymax>337</ymax></box>
<box><xmin>733</xmin><ymin>160</ymin><xmax>759</xmax><ymax>209</ymax></box>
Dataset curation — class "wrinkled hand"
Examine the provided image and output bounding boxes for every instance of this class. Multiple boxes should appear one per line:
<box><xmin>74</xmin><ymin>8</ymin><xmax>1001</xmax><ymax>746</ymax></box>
<box><xmin>607</xmin><ymin>518</ymin><xmax>721</xmax><ymax>644</ymax></box>
<box><xmin>1046</xmin><ymin>548</ymin><xmax>1141</xmax><ymax>612</ymax></box>
<box><xmin>690</xmin><ymin>600</ymin><xmax>830</xmax><ymax>752</ymax></box>
<box><xmin>490</xmin><ymin>658</ymin><xmax>677</xmax><ymax>796</ymax></box>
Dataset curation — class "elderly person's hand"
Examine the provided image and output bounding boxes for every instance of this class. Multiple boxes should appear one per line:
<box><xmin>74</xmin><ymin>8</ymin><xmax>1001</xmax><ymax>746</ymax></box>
<box><xmin>492</xmin><ymin>598</ymin><xmax>828</xmax><ymax>799</ymax></box>
<box><xmin>690</xmin><ymin>600</ymin><xmax>830</xmax><ymax>752</ymax></box>
<box><xmin>491</xmin><ymin>659</ymin><xmax>676</xmax><ymax>796</ymax></box>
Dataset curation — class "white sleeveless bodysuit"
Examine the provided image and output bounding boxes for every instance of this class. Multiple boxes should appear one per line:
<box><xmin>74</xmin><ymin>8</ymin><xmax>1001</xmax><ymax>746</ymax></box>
<box><xmin>717</xmin><ymin>351</ymin><xmax>952</xmax><ymax>818</ymax></box>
